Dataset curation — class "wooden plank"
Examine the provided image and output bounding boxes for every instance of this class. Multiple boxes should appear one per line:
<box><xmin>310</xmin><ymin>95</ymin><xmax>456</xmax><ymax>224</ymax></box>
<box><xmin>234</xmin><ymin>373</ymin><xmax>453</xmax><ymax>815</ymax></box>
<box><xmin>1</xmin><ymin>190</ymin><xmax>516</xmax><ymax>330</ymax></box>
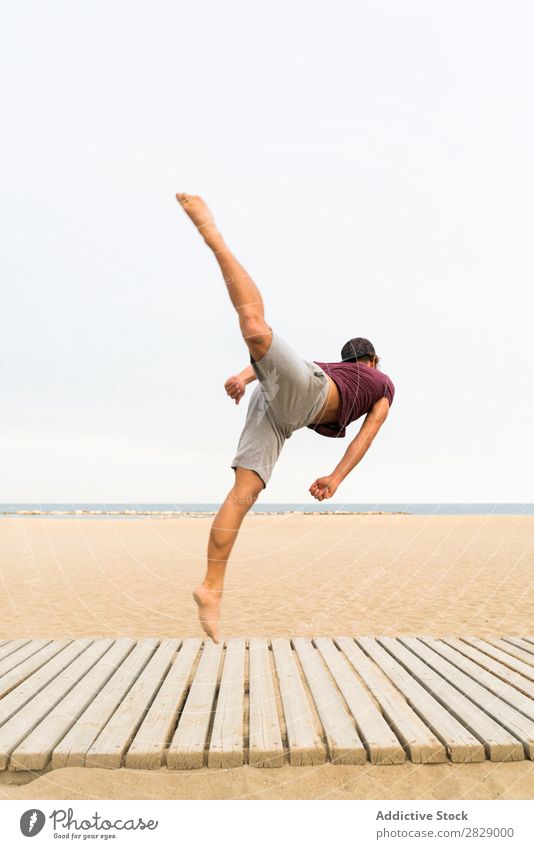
<box><xmin>293</xmin><ymin>638</ymin><xmax>366</xmax><ymax>764</ymax></box>
<box><xmin>85</xmin><ymin>639</ymin><xmax>179</xmax><ymax>769</ymax></box>
<box><xmin>0</xmin><ymin>633</ymin><xmax>530</xmax><ymax>774</ymax></box>
<box><xmin>247</xmin><ymin>639</ymin><xmax>284</xmax><ymax>768</ymax></box>
<box><xmin>356</xmin><ymin>637</ymin><xmax>485</xmax><ymax>763</ymax></box>
<box><xmin>208</xmin><ymin>638</ymin><xmax>245</xmax><ymax>768</ymax></box>
<box><xmin>125</xmin><ymin>639</ymin><xmax>201</xmax><ymax>770</ymax></box>
<box><xmin>423</xmin><ymin>638</ymin><xmax>534</xmax><ymax>722</ymax></box>
<box><xmin>462</xmin><ymin>638</ymin><xmax>534</xmax><ymax>682</ymax></box>
<box><xmin>315</xmin><ymin>638</ymin><xmax>405</xmax><ymax>764</ymax></box>
<box><xmin>271</xmin><ymin>638</ymin><xmax>325</xmax><ymax>766</ymax></box>
<box><xmin>486</xmin><ymin>638</ymin><xmax>534</xmax><ymax>666</ymax></box>
<box><xmin>10</xmin><ymin>639</ymin><xmax>135</xmax><ymax>770</ymax></box>
<box><xmin>0</xmin><ymin>640</ymin><xmax>52</xmax><ymax>677</ymax></box>
<box><xmin>167</xmin><ymin>641</ymin><xmax>223</xmax><ymax>769</ymax></box>
<box><xmin>379</xmin><ymin>637</ymin><xmax>524</xmax><ymax>762</ymax></box>
<box><xmin>443</xmin><ymin>638</ymin><xmax>534</xmax><ymax>700</ymax></box>
<box><xmin>52</xmin><ymin>639</ymin><xmax>159</xmax><ymax>768</ymax></box>
<box><xmin>401</xmin><ymin>638</ymin><xmax>534</xmax><ymax>759</ymax></box>
<box><xmin>0</xmin><ymin>640</ymin><xmax>32</xmax><ymax>664</ymax></box>
<box><xmin>0</xmin><ymin>639</ymin><xmax>109</xmax><ymax>769</ymax></box>
<box><xmin>336</xmin><ymin>637</ymin><xmax>445</xmax><ymax>764</ymax></box>
<box><xmin>0</xmin><ymin>639</ymin><xmax>92</xmax><ymax>727</ymax></box>
<box><xmin>0</xmin><ymin>641</ymin><xmax>72</xmax><ymax>701</ymax></box>
<box><xmin>502</xmin><ymin>637</ymin><xmax>534</xmax><ymax>657</ymax></box>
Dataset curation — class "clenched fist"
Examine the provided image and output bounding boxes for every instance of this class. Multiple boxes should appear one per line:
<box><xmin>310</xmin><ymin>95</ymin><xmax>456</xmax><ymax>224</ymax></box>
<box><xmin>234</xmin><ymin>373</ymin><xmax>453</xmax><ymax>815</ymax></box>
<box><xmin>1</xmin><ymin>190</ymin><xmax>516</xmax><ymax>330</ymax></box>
<box><xmin>224</xmin><ymin>375</ymin><xmax>246</xmax><ymax>405</ymax></box>
<box><xmin>309</xmin><ymin>475</ymin><xmax>339</xmax><ymax>501</ymax></box>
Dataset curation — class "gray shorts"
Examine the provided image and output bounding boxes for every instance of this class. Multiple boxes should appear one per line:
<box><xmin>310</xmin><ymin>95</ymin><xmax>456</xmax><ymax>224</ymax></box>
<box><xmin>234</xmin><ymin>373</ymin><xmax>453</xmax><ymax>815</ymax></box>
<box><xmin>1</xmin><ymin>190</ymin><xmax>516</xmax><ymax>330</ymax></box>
<box><xmin>230</xmin><ymin>333</ymin><xmax>329</xmax><ymax>488</ymax></box>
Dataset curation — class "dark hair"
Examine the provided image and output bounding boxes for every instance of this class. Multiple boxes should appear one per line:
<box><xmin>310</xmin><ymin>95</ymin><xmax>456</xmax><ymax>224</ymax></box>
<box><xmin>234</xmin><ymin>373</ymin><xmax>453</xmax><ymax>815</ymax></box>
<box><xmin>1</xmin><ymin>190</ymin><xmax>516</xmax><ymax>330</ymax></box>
<box><xmin>341</xmin><ymin>337</ymin><xmax>380</xmax><ymax>367</ymax></box>
<box><xmin>348</xmin><ymin>353</ymin><xmax>381</xmax><ymax>367</ymax></box>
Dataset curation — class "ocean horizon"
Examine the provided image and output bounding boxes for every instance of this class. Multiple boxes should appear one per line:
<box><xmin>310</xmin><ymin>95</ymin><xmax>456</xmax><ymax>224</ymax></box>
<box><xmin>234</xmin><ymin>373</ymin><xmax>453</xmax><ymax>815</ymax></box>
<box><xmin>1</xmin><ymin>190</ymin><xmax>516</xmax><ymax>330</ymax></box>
<box><xmin>1</xmin><ymin>503</ymin><xmax>533</xmax><ymax>518</ymax></box>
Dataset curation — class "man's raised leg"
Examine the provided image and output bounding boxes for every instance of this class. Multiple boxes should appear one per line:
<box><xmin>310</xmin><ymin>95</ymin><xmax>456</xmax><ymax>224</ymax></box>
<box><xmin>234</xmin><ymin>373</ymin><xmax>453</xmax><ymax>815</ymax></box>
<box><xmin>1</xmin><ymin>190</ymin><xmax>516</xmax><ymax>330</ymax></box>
<box><xmin>176</xmin><ymin>193</ymin><xmax>272</xmax><ymax>362</ymax></box>
<box><xmin>193</xmin><ymin>468</ymin><xmax>264</xmax><ymax>642</ymax></box>
<box><xmin>176</xmin><ymin>194</ymin><xmax>272</xmax><ymax>641</ymax></box>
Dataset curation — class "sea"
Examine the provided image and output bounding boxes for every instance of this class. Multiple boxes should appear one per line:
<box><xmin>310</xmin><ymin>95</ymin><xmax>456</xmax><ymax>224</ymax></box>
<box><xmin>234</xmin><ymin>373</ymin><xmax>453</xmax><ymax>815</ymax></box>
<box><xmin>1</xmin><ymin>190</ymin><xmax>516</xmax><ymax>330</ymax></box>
<box><xmin>0</xmin><ymin>503</ymin><xmax>533</xmax><ymax>518</ymax></box>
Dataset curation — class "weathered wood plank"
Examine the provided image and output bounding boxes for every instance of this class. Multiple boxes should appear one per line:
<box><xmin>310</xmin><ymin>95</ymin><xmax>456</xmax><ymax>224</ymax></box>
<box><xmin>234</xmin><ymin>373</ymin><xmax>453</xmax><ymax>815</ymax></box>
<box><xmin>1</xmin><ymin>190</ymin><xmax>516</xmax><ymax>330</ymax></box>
<box><xmin>462</xmin><ymin>638</ymin><xmax>534</xmax><ymax>682</ymax></box>
<box><xmin>52</xmin><ymin>639</ymin><xmax>159</xmax><ymax>768</ymax></box>
<box><xmin>85</xmin><ymin>639</ymin><xmax>178</xmax><ymax>769</ymax></box>
<box><xmin>336</xmin><ymin>637</ymin><xmax>445</xmax><ymax>764</ymax></box>
<box><xmin>208</xmin><ymin>638</ymin><xmax>245</xmax><ymax>768</ymax></box>
<box><xmin>166</xmin><ymin>640</ymin><xmax>222</xmax><ymax>769</ymax></box>
<box><xmin>293</xmin><ymin>638</ymin><xmax>366</xmax><ymax>764</ymax></box>
<box><xmin>10</xmin><ymin>639</ymin><xmax>135</xmax><ymax>770</ymax></box>
<box><xmin>502</xmin><ymin>637</ymin><xmax>534</xmax><ymax>657</ymax></box>
<box><xmin>0</xmin><ymin>639</ymin><xmax>108</xmax><ymax>769</ymax></box>
<box><xmin>0</xmin><ymin>634</ymin><xmax>531</xmax><ymax>772</ymax></box>
<box><xmin>271</xmin><ymin>638</ymin><xmax>325</xmax><ymax>766</ymax></box>
<box><xmin>0</xmin><ymin>641</ymin><xmax>52</xmax><ymax>678</ymax></box>
<box><xmin>248</xmin><ymin>639</ymin><xmax>284</xmax><ymax>768</ymax></box>
<box><xmin>486</xmin><ymin>638</ymin><xmax>534</xmax><ymax>666</ymax></box>
<box><xmin>0</xmin><ymin>640</ymin><xmax>92</xmax><ymax>728</ymax></box>
<box><xmin>125</xmin><ymin>639</ymin><xmax>201</xmax><ymax>770</ymax></box>
<box><xmin>0</xmin><ymin>641</ymin><xmax>72</xmax><ymax>701</ymax></box>
<box><xmin>444</xmin><ymin>638</ymin><xmax>534</xmax><ymax>699</ymax></box>
<box><xmin>0</xmin><ymin>640</ymin><xmax>32</xmax><ymax>664</ymax></box>
<box><xmin>422</xmin><ymin>638</ymin><xmax>534</xmax><ymax>722</ymax></box>
<box><xmin>379</xmin><ymin>638</ymin><xmax>524</xmax><ymax>762</ymax></box>
<box><xmin>315</xmin><ymin>638</ymin><xmax>405</xmax><ymax>764</ymax></box>
<box><xmin>357</xmin><ymin>637</ymin><xmax>484</xmax><ymax>763</ymax></box>
<box><xmin>401</xmin><ymin>638</ymin><xmax>534</xmax><ymax>759</ymax></box>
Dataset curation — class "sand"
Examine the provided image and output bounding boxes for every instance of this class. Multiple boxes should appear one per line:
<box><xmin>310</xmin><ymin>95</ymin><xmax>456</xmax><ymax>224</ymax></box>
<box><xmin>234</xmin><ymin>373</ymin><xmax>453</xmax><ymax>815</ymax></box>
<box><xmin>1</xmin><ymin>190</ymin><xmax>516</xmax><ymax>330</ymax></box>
<box><xmin>0</xmin><ymin>514</ymin><xmax>533</xmax><ymax>800</ymax></box>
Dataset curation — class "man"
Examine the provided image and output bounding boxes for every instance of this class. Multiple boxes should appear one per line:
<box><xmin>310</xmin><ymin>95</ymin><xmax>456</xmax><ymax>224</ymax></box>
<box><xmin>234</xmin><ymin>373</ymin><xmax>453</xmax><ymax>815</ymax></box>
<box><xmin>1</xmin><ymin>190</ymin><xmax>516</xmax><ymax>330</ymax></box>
<box><xmin>176</xmin><ymin>194</ymin><xmax>395</xmax><ymax>642</ymax></box>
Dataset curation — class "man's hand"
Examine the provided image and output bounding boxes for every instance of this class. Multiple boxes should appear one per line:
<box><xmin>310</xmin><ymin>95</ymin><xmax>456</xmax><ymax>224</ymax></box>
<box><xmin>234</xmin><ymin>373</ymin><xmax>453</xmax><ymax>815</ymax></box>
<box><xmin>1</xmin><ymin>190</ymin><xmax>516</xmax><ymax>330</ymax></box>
<box><xmin>224</xmin><ymin>375</ymin><xmax>246</xmax><ymax>405</ymax></box>
<box><xmin>309</xmin><ymin>475</ymin><xmax>339</xmax><ymax>501</ymax></box>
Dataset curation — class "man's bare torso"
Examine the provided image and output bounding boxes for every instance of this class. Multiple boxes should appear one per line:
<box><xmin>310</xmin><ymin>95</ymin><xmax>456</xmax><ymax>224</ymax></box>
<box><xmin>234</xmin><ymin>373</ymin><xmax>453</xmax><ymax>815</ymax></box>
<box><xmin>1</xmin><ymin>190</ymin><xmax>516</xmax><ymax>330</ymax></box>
<box><xmin>309</xmin><ymin>376</ymin><xmax>341</xmax><ymax>426</ymax></box>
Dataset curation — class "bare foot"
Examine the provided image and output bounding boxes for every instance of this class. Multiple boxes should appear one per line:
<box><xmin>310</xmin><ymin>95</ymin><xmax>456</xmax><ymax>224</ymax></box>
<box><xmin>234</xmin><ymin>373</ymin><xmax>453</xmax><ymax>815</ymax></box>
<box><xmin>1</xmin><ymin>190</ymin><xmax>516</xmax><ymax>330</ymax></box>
<box><xmin>193</xmin><ymin>584</ymin><xmax>222</xmax><ymax>644</ymax></box>
<box><xmin>176</xmin><ymin>193</ymin><xmax>222</xmax><ymax>247</ymax></box>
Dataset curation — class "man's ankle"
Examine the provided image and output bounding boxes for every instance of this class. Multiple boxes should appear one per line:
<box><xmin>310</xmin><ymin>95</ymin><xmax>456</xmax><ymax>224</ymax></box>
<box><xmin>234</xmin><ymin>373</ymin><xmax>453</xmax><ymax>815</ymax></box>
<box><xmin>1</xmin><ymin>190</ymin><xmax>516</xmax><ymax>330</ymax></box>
<box><xmin>203</xmin><ymin>581</ymin><xmax>223</xmax><ymax>595</ymax></box>
<box><xmin>201</xmin><ymin>224</ymin><xmax>225</xmax><ymax>251</ymax></box>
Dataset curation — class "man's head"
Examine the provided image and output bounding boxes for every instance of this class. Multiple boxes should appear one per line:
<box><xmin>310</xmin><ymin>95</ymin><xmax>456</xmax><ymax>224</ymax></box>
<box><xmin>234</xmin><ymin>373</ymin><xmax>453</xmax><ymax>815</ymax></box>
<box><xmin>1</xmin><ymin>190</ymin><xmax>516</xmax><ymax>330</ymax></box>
<box><xmin>341</xmin><ymin>337</ymin><xmax>379</xmax><ymax>368</ymax></box>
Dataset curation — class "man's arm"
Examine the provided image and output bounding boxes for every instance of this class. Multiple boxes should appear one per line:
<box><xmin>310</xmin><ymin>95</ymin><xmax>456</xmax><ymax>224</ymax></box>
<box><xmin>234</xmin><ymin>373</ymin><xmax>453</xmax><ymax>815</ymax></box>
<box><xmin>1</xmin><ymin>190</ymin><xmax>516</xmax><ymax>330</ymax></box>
<box><xmin>239</xmin><ymin>364</ymin><xmax>257</xmax><ymax>385</ymax></box>
<box><xmin>224</xmin><ymin>364</ymin><xmax>257</xmax><ymax>404</ymax></box>
<box><xmin>309</xmin><ymin>397</ymin><xmax>390</xmax><ymax>500</ymax></box>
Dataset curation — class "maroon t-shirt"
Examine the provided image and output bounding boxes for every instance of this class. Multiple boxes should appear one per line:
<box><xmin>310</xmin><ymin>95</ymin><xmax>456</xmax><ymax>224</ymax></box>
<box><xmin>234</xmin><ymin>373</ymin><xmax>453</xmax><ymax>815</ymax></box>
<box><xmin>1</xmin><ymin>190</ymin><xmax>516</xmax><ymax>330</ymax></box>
<box><xmin>307</xmin><ymin>361</ymin><xmax>395</xmax><ymax>438</ymax></box>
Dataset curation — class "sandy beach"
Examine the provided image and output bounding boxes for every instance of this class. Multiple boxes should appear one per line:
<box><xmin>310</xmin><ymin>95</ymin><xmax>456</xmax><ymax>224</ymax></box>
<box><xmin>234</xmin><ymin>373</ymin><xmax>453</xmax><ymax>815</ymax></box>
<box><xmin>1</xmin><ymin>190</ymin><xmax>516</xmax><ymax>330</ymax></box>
<box><xmin>0</xmin><ymin>514</ymin><xmax>533</xmax><ymax>800</ymax></box>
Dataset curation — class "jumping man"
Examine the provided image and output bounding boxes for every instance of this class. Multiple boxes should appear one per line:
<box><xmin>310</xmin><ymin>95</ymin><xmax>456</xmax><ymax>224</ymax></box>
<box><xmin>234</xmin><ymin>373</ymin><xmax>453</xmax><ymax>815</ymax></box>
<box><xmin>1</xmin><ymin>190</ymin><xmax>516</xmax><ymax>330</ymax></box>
<box><xmin>176</xmin><ymin>194</ymin><xmax>395</xmax><ymax>643</ymax></box>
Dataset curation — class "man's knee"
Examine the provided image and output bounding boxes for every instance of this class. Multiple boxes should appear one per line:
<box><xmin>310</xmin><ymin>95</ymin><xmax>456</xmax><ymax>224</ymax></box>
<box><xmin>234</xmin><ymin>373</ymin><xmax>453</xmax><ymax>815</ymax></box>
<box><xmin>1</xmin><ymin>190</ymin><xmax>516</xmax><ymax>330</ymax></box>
<box><xmin>232</xmin><ymin>468</ymin><xmax>265</xmax><ymax>502</ymax></box>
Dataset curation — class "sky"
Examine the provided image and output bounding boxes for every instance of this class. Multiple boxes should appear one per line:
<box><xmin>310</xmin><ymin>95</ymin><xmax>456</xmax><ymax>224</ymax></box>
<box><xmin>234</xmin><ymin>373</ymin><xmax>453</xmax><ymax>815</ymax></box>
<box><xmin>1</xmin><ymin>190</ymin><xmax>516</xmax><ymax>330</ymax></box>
<box><xmin>1</xmin><ymin>1</ymin><xmax>533</xmax><ymax>504</ymax></box>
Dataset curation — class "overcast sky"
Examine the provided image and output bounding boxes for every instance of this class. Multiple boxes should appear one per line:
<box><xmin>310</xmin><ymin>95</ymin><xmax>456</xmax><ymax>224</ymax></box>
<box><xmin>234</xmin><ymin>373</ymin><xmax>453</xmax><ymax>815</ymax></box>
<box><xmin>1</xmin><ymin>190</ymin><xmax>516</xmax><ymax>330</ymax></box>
<box><xmin>1</xmin><ymin>1</ymin><xmax>533</xmax><ymax>504</ymax></box>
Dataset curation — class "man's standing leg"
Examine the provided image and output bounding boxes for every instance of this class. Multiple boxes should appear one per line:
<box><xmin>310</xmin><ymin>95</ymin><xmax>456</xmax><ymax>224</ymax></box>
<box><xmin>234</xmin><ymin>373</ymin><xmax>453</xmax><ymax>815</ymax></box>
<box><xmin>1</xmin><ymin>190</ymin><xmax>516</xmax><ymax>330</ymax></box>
<box><xmin>176</xmin><ymin>194</ymin><xmax>272</xmax><ymax>642</ymax></box>
<box><xmin>193</xmin><ymin>468</ymin><xmax>264</xmax><ymax>643</ymax></box>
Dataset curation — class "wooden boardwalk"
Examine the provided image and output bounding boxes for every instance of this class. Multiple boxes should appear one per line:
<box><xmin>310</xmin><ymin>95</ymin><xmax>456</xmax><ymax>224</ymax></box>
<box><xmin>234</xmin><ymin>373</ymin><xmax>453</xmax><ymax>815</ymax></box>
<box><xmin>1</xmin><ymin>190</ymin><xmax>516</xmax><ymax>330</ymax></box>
<box><xmin>0</xmin><ymin>636</ymin><xmax>532</xmax><ymax>772</ymax></box>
